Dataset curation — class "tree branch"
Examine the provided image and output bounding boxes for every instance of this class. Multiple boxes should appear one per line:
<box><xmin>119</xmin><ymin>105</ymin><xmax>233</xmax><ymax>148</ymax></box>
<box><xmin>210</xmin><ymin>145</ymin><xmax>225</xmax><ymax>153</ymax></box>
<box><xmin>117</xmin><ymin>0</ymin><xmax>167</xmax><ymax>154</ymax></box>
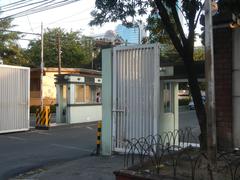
<box><xmin>170</xmin><ymin>4</ymin><xmax>187</xmax><ymax>47</ymax></box>
<box><xmin>176</xmin><ymin>3</ymin><xmax>186</xmax><ymax>20</ymax></box>
<box><xmin>154</xmin><ymin>0</ymin><xmax>184</xmax><ymax>57</ymax></box>
<box><xmin>194</xmin><ymin>2</ymin><xmax>205</xmax><ymax>29</ymax></box>
<box><xmin>187</xmin><ymin>1</ymin><xmax>197</xmax><ymax>41</ymax></box>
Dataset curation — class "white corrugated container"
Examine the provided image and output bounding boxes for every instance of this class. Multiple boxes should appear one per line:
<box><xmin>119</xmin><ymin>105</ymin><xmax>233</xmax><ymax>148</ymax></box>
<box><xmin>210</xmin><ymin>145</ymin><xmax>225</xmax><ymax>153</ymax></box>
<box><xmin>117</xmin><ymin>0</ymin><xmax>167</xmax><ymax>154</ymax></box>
<box><xmin>0</xmin><ymin>65</ymin><xmax>30</xmax><ymax>133</ymax></box>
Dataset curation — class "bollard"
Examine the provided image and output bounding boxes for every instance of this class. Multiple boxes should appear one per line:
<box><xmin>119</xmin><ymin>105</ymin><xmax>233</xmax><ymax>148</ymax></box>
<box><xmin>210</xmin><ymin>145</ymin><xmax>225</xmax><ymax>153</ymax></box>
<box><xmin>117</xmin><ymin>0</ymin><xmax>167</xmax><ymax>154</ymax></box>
<box><xmin>96</xmin><ymin>121</ymin><xmax>102</xmax><ymax>155</ymax></box>
<box><xmin>35</xmin><ymin>106</ymin><xmax>51</xmax><ymax>129</ymax></box>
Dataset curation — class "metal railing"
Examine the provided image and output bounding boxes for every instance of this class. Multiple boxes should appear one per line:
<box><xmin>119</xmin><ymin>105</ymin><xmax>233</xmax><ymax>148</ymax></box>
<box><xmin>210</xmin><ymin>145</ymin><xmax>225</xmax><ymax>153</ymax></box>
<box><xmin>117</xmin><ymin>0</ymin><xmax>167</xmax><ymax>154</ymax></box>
<box><xmin>122</xmin><ymin>128</ymin><xmax>240</xmax><ymax>180</ymax></box>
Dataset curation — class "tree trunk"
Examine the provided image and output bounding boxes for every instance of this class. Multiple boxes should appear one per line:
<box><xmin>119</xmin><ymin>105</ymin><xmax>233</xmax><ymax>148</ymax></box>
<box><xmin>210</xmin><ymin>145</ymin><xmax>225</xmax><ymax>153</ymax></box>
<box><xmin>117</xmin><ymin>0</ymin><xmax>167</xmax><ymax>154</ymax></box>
<box><xmin>183</xmin><ymin>54</ymin><xmax>207</xmax><ymax>150</ymax></box>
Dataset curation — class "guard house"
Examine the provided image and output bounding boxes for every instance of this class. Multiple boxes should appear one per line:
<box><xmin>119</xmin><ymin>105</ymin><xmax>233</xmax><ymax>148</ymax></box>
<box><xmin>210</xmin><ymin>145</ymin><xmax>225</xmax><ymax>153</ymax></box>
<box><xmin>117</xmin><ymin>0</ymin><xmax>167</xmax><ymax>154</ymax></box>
<box><xmin>55</xmin><ymin>74</ymin><xmax>102</xmax><ymax>124</ymax></box>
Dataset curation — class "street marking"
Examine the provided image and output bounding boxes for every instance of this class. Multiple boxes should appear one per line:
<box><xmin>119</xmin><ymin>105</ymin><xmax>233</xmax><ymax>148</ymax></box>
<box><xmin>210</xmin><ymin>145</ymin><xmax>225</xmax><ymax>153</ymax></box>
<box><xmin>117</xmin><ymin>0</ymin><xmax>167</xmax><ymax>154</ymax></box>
<box><xmin>70</xmin><ymin>123</ymin><xmax>97</xmax><ymax>129</ymax></box>
<box><xmin>51</xmin><ymin>143</ymin><xmax>92</xmax><ymax>152</ymax></box>
<box><xmin>6</xmin><ymin>136</ymin><xmax>25</xmax><ymax>141</ymax></box>
<box><xmin>86</xmin><ymin>126</ymin><xmax>93</xmax><ymax>130</ymax></box>
<box><xmin>35</xmin><ymin>131</ymin><xmax>51</xmax><ymax>135</ymax></box>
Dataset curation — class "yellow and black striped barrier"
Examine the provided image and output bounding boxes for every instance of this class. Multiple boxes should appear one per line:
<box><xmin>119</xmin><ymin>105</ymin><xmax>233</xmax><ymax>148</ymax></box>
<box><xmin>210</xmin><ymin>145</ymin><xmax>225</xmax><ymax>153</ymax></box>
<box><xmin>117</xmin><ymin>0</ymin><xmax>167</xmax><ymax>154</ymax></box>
<box><xmin>96</xmin><ymin>121</ymin><xmax>102</xmax><ymax>155</ymax></box>
<box><xmin>36</xmin><ymin>106</ymin><xmax>51</xmax><ymax>129</ymax></box>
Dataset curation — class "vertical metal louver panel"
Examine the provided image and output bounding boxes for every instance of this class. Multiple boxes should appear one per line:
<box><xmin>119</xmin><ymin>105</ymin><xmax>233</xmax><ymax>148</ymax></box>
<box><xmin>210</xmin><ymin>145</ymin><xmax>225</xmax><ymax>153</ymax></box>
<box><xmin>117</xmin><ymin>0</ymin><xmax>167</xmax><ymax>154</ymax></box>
<box><xmin>112</xmin><ymin>44</ymin><xmax>160</xmax><ymax>151</ymax></box>
<box><xmin>0</xmin><ymin>65</ymin><xmax>30</xmax><ymax>133</ymax></box>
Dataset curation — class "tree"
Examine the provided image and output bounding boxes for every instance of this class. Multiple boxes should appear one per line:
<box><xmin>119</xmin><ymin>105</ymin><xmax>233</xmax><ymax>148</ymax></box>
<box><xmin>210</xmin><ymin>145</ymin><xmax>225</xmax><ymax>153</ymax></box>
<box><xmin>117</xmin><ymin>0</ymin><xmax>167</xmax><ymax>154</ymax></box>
<box><xmin>24</xmin><ymin>28</ymin><xmax>96</xmax><ymax>68</ymax></box>
<box><xmin>90</xmin><ymin>0</ymin><xmax>207</xmax><ymax>148</ymax></box>
<box><xmin>145</xmin><ymin>4</ymin><xmax>181</xmax><ymax>63</ymax></box>
<box><xmin>0</xmin><ymin>17</ymin><xmax>27</xmax><ymax>66</ymax></box>
<box><xmin>146</xmin><ymin>4</ymin><xmax>204</xmax><ymax>63</ymax></box>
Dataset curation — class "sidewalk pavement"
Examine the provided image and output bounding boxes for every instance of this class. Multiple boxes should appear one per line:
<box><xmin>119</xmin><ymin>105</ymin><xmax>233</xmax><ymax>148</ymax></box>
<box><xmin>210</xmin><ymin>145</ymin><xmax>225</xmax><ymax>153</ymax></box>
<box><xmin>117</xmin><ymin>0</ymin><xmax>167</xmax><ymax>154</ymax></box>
<box><xmin>14</xmin><ymin>155</ymin><xmax>124</xmax><ymax>180</ymax></box>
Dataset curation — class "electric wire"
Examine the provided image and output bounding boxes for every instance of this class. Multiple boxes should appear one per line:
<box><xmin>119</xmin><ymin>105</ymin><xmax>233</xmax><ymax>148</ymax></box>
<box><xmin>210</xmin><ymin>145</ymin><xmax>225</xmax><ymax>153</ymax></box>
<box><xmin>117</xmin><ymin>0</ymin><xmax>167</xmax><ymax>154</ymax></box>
<box><xmin>1</xmin><ymin>0</ymin><xmax>80</xmax><ymax>19</ymax></box>
<box><xmin>1</xmin><ymin>0</ymin><xmax>51</xmax><ymax>12</ymax></box>
<box><xmin>0</xmin><ymin>0</ymin><xmax>34</xmax><ymax>8</ymax></box>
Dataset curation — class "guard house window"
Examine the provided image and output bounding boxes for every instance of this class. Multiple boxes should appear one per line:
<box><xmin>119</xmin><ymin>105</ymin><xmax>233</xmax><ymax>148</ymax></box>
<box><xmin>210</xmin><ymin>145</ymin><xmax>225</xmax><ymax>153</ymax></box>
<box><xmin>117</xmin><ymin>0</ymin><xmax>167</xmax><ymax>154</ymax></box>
<box><xmin>86</xmin><ymin>85</ymin><xmax>102</xmax><ymax>103</ymax></box>
<box><xmin>74</xmin><ymin>84</ymin><xmax>85</xmax><ymax>103</ymax></box>
<box><xmin>95</xmin><ymin>86</ymin><xmax>102</xmax><ymax>103</ymax></box>
<box><xmin>163</xmin><ymin>82</ymin><xmax>173</xmax><ymax>113</ymax></box>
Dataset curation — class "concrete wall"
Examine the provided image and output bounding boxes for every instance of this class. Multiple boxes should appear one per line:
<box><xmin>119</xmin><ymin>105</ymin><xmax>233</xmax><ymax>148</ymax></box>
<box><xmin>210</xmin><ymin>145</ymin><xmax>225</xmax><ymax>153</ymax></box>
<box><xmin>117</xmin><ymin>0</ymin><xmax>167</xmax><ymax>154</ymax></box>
<box><xmin>30</xmin><ymin>71</ymin><xmax>56</xmax><ymax>106</ymax></box>
<box><xmin>42</xmin><ymin>72</ymin><xmax>56</xmax><ymax>103</ymax></box>
<box><xmin>233</xmin><ymin>29</ymin><xmax>240</xmax><ymax>148</ymax></box>
<box><xmin>68</xmin><ymin>105</ymin><xmax>102</xmax><ymax>124</ymax></box>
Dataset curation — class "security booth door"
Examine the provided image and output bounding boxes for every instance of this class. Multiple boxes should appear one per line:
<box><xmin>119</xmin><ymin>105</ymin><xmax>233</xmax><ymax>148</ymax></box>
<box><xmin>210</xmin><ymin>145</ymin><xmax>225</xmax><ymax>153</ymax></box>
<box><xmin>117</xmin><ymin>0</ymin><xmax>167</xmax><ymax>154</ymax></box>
<box><xmin>56</xmin><ymin>84</ymin><xmax>68</xmax><ymax>123</ymax></box>
<box><xmin>160</xmin><ymin>81</ymin><xmax>179</xmax><ymax>133</ymax></box>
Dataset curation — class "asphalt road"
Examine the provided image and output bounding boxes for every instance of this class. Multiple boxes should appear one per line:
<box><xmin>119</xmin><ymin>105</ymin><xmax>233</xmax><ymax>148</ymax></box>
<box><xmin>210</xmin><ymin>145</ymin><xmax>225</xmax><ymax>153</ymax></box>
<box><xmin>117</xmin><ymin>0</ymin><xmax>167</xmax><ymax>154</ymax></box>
<box><xmin>0</xmin><ymin>122</ymin><xmax>97</xmax><ymax>179</ymax></box>
<box><xmin>179</xmin><ymin>110</ymin><xmax>200</xmax><ymax>131</ymax></box>
<box><xmin>0</xmin><ymin>110</ymin><xmax>199</xmax><ymax>179</ymax></box>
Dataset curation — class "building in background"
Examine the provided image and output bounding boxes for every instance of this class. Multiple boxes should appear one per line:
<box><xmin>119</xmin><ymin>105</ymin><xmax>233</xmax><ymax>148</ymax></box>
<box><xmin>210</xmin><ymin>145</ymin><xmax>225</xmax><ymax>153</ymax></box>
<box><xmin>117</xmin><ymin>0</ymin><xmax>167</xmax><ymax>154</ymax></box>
<box><xmin>115</xmin><ymin>23</ymin><xmax>146</xmax><ymax>44</ymax></box>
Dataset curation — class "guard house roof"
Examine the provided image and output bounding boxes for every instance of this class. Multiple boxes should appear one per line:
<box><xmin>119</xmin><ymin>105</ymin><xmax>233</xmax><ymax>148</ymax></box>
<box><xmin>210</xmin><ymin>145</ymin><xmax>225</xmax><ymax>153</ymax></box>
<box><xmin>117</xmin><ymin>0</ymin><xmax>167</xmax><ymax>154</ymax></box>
<box><xmin>31</xmin><ymin>67</ymin><xmax>101</xmax><ymax>77</ymax></box>
<box><xmin>160</xmin><ymin>61</ymin><xmax>205</xmax><ymax>82</ymax></box>
<box><xmin>55</xmin><ymin>74</ymin><xmax>102</xmax><ymax>85</ymax></box>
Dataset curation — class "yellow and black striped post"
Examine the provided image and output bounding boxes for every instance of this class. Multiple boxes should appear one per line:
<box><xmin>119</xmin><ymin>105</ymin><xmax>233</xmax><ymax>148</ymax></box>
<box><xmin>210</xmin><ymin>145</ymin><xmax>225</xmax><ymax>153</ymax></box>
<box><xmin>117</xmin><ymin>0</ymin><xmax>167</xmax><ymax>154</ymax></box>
<box><xmin>96</xmin><ymin>121</ymin><xmax>102</xmax><ymax>155</ymax></box>
<box><xmin>35</xmin><ymin>106</ymin><xmax>51</xmax><ymax>129</ymax></box>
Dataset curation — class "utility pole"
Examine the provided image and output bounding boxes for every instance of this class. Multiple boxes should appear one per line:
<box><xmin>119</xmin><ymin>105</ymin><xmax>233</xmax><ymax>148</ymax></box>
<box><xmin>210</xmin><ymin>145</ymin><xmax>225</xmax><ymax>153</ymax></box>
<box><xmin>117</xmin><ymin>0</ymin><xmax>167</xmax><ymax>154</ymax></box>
<box><xmin>57</xmin><ymin>32</ymin><xmax>61</xmax><ymax>74</ymax></box>
<box><xmin>205</xmin><ymin>0</ymin><xmax>217</xmax><ymax>165</ymax></box>
<box><xmin>40</xmin><ymin>22</ymin><xmax>44</xmax><ymax>110</ymax></box>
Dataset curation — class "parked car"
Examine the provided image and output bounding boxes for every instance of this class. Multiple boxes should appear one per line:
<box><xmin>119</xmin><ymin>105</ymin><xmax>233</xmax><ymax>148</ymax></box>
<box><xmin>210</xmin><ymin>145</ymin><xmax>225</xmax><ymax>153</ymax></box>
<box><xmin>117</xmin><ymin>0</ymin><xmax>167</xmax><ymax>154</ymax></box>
<box><xmin>188</xmin><ymin>96</ymin><xmax>206</xmax><ymax>110</ymax></box>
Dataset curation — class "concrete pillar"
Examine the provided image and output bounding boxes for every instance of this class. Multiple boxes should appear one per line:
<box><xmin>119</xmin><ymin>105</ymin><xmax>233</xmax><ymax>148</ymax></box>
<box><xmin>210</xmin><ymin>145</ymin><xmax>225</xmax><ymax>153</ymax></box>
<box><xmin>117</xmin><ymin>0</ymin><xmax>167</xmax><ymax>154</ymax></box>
<box><xmin>101</xmin><ymin>49</ymin><xmax>113</xmax><ymax>155</ymax></box>
<box><xmin>173</xmin><ymin>82</ymin><xmax>179</xmax><ymax>131</ymax></box>
<box><xmin>56</xmin><ymin>84</ymin><xmax>61</xmax><ymax>123</ymax></box>
<box><xmin>67</xmin><ymin>84</ymin><xmax>73</xmax><ymax>124</ymax></box>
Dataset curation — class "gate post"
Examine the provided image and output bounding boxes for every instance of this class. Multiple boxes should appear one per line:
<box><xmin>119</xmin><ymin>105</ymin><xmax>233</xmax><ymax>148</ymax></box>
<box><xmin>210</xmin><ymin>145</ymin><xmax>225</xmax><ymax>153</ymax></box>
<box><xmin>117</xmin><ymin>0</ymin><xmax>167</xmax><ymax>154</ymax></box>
<box><xmin>102</xmin><ymin>48</ymin><xmax>113</xmax><ymax>156</ymax></box>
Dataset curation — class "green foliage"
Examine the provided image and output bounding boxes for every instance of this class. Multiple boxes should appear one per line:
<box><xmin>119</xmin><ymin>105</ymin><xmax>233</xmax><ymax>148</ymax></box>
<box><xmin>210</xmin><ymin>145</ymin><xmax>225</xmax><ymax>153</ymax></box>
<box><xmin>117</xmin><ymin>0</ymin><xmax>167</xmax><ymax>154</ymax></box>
<box><xmin>90</xmin><ymin>0</ymin><xmax>149</xmax><ymax>26</ymax></box>
<box><xmin>0</xmin><ymin>17</ymin><xmax>27</xmax><ymax>66</ymax></box>
<box><xmin>193</xmin><ymin>47</ymin><xmax>204</xmax><ymax>61</ymax></box>
<box><xmin>179</xmin><ymin>98</ymin><xmax>190</xmax><ymax>106</ymax></box>
<box><xmin>24</xmin><ymin>28</ymin><xmax>96</xmax><ymax>68</ymax></box>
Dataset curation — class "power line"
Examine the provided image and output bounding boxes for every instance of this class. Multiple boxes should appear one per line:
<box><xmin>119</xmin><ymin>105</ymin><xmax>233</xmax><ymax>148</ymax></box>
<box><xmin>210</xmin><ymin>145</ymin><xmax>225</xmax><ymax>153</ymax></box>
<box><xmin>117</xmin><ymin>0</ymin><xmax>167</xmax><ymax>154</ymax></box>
<box><xmin>2</xmin><ymin>0</ymin><xmax>65</xmax><ymax>18</ymax></box>
<box><xmin>0</xmin><ymin>29</ymin><xmax>40</xmax><ymax>35</ymax></box>
<box><xmin>31</xmin><ymin>5</ymin><xmax>93</xmax><ymax>30</ymax></box>
<box><xmin>43</xmin><ymin>6</ymin><xmax>93</xmax><ymax>25</ymax></box>
<box><xmin>0</xmin><ymin>0</ymin><xmax>34</xmax><ymax>8</ymax></box>
<box><xmin>1</xmin><ymin>0</ymin><xmax>81</xmax><ymax>19</ymax></box>
<box><xmin>1</xmin><ymin>0</ymin><xmax>49</xmax><ymax>12</ymax></box>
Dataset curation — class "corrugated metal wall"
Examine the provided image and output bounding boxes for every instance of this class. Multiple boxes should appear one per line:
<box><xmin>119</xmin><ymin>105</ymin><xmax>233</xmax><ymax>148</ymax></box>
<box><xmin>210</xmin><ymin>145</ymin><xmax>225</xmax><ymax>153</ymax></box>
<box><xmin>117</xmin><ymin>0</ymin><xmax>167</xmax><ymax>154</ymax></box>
<box><xmin>0</xmin><ymin>65</ymin><xmax>30</xmax><ymax>133</ymax></box>
<box><xmin>112</xmin><ymin>44</ymin><xmax>160</xmax><ymax>151</ymax></box>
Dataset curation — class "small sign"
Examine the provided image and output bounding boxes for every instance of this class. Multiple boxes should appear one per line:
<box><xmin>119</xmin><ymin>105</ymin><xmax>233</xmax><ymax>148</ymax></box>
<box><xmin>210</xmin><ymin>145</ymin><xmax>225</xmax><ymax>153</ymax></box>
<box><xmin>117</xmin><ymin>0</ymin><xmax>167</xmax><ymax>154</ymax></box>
<box><xmin>69</xmin><ymin>76</ymin><xmax>85</xmax><ymax>83</ymax></box>
<box><xmin>95</xmin><ymin>78</ymin><xmax>102</xmax><ymax>84</ymax></box>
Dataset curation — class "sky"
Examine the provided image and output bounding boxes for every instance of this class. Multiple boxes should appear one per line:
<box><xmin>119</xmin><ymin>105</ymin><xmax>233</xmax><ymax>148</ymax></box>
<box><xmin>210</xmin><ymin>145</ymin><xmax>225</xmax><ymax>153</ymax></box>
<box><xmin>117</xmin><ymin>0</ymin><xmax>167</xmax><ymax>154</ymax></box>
<box><xmin>0</xmin><ymin>0</ymin><xmax>202</xmax><ymax>48</ymax></box>
<box><xmin>0</xmin><ymin>0</ymin><xmax>119</xmax><ymax>48</ymax></box>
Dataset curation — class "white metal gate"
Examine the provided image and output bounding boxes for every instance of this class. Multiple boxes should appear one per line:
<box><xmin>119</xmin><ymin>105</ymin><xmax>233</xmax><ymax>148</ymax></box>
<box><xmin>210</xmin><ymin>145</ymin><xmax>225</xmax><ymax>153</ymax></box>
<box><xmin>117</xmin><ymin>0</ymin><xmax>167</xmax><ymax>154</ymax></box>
<box><xmin>112</xmin><ymin>44</ymin><xmax>160</xmax><ymax>151</ymax></box>
<box><xmin>0</xmin><ymin>65</ymin><xmax>30</xmax><ymax>133</ymax></box>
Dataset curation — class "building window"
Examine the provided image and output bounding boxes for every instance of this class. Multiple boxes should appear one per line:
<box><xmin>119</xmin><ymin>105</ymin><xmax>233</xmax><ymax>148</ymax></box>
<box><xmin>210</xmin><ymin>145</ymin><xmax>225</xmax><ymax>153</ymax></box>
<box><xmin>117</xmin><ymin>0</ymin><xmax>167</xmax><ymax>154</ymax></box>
<box><xmin>74</xmin><ymin>84</ymin><xmax>102</xmax><ymax>104</ymax></box>
<box><xmin>163</xmin><ymin>82</ymin><xmax>173</xmax><ymax>113</ymax></box>
<box><xmin>87</xmin><ymin>85</ymin><xmax>102</xmax><ymax>104</ymax></box>
<box><xmin>74</xmin><ymin>84</ymin><xmax>85</xmax><ymax>103</ymax></box>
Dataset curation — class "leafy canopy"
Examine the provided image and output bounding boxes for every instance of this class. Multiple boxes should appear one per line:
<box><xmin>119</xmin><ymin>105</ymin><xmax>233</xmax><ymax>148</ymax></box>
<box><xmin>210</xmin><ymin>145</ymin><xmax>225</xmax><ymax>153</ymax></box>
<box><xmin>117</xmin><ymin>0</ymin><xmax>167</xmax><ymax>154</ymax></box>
<box><xmin>0</xmin><ymin>17</ymin><xmax>27</xmax><ymax>66</ymax></box>
<box><xmin>90</xmin><ymin>0</ymin><xmax>204</xmax><ymax>59</ymax></box>
<box><xmin>24</xmin><ymin>28</ymin><xmax>96</xmax><ymax>68</ymax></box>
